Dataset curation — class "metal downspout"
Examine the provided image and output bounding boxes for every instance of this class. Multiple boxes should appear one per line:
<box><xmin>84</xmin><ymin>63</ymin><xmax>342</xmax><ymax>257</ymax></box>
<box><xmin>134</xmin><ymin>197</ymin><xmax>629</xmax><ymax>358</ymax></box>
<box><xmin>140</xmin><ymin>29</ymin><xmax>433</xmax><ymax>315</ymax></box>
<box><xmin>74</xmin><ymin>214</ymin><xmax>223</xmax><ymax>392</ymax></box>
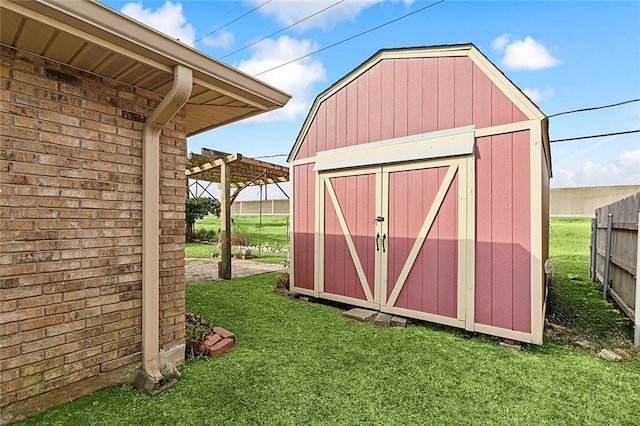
<box><xmin>140</xmin><ymin>65</ymin><xmax>192</xmax><ymax>385</ymax></box>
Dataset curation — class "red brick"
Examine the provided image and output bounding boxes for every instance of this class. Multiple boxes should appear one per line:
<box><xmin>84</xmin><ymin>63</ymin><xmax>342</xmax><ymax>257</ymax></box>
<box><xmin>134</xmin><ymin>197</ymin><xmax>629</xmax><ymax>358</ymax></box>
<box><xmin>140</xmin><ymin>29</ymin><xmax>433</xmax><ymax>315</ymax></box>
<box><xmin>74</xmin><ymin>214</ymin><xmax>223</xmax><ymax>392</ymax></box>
<box><xmin>22</xmin><ymin>335</ymin><xmax>65</xmax><ymax>354</ymax></box>
<box><xmin>205</xmin><ymin>334</ymin><xmax>222</xmax><ymax>348</ymax></box>
<box><xmin>213</xmin><ymin>327</ymin><xmax>236</xmax><ymax>342</ymax></box>
<box><xmin>1</xmin><ymin>47</ymin><xmax>187</xmax><ymax>411</ymax></box>
<box><xmin>208</xmin><ymin>338</ymin><xmax>234</xmax><ymax>356</ymax></box>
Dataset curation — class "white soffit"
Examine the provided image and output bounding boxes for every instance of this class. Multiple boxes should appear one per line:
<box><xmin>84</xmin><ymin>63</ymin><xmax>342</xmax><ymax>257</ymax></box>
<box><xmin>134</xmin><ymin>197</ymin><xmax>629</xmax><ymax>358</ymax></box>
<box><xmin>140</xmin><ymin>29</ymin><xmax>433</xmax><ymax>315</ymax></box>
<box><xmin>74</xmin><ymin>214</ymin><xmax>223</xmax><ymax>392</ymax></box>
<box><xmin>0</xmin><ymin>0</ymin><xmax>291</xmax><ymax>136</ymax></box>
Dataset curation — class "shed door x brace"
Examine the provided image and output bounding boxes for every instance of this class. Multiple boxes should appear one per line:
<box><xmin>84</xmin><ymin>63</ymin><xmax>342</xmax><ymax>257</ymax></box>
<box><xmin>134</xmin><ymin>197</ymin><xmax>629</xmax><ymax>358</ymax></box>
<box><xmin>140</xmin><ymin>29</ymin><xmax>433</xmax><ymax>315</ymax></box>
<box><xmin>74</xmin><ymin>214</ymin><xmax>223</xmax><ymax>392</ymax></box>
<box><xmin>313</xmin><ymin>127</ymin><xmax>475</xmax><ymax>329</ymax></box>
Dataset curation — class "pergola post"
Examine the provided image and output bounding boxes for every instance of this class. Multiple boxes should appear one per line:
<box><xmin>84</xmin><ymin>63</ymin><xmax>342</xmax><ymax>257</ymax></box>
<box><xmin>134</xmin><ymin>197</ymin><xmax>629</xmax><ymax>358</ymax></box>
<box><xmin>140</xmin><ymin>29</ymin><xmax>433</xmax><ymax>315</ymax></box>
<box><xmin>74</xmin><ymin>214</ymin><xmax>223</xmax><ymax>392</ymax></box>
<box><xmin>185</xmin><ymin>148</ymin><xmax>289</xmax><ymax>281</ymax></box>
<box><xmin>220</xmin><ymin>161</ymin><xmax>232</xmax><ymax>279</ymax></box>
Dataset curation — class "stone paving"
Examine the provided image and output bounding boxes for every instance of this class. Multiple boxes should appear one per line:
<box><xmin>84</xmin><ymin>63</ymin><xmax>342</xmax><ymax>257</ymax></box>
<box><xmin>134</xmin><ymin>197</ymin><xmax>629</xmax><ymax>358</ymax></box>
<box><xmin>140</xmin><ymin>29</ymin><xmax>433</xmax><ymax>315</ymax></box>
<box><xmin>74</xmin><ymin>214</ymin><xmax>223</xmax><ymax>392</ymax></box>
<box><xmin>185</xmin><ymin>257</ymin><xmax>286</xmax><ymax>284</ymax></box>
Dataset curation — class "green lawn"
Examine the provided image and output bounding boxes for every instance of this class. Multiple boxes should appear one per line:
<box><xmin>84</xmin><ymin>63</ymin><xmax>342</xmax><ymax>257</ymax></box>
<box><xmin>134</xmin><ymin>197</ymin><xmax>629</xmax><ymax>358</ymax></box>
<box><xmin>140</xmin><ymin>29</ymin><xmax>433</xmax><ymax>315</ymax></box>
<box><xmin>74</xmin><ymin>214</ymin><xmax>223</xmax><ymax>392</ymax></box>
<box><xmin>547</xmin><ymin>218</ymin><xmax>633</xmax><ymax>349</ymax></box>
<box><xmin>20</xmin><ymin>218</ymin><xmax>640</xmax><ymax>425</ymax></box>
<box><xmin>195</xmin><ymin>215</ymin><xmax>290</xmax><ymax>249</ymax></box>
<box><xmin>186</xmin><ymin>215</ymin><xmax>289</xmax><ymax>263</ymax></box>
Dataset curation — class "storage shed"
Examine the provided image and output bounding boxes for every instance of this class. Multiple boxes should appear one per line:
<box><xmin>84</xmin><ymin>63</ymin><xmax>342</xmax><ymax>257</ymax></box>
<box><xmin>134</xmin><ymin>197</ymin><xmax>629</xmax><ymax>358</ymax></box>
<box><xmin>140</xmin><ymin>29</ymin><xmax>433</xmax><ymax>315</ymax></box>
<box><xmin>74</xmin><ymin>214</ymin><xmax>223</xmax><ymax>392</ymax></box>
<box><xmin>288</xmin><ymin>44</ymin><xmax>551</xmax><ymax>344</ymax></box>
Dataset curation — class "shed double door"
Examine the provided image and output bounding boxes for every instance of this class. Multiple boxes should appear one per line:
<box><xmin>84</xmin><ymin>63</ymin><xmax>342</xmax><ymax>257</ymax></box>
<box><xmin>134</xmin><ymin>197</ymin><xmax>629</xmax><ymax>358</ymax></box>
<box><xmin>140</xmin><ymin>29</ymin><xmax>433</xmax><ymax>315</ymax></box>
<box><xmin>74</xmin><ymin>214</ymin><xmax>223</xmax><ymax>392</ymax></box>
<box><xmin>317</xmin><ymin>157</ymin><xmax>473</xmax><ymax>327</ymax></box>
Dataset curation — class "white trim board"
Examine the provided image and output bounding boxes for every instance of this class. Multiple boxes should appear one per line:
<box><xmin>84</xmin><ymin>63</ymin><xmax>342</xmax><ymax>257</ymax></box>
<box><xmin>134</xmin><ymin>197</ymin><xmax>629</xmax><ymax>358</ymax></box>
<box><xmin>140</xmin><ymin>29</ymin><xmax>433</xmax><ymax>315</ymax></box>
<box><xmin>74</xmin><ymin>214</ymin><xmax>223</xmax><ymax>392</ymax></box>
<box><xmin>314</xmin><ymin>129</ymin><xmax>474</xmax><ymax>172</ymax></box>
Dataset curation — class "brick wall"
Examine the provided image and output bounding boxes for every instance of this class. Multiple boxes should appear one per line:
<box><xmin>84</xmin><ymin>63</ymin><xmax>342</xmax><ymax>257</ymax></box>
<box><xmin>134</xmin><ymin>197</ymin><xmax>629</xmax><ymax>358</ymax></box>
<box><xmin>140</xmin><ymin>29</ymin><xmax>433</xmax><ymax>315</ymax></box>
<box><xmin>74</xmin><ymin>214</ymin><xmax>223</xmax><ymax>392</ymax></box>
<box><xmin>0</xmin><ymin>46</ymin><xmax>186</xmax><ymax>421</ymax></box>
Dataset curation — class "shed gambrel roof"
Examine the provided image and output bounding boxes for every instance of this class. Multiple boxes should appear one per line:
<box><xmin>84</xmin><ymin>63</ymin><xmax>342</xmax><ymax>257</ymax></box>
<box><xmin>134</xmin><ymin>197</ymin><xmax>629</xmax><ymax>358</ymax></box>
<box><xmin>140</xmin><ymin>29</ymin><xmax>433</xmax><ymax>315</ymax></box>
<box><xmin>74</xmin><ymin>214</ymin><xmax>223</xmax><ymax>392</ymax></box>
<box><xmin>288</xmin><ymin>43</ymin><xmax>550</xmax><ymax>173</ymax></box>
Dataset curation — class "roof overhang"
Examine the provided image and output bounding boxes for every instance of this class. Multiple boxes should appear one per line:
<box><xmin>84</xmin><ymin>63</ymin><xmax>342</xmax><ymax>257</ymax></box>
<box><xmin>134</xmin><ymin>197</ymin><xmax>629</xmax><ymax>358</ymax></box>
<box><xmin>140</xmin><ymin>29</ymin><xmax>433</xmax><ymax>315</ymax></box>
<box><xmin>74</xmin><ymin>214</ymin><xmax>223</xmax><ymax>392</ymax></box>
<box><xmin>288</xmin><ymin>43</ymin><xmax>550</xmax><ymax>174</ymax></box>
<box><xmin>0</xmin><ymin>0</ymin><xmax>291</xmax><ymax>136</ymax></box>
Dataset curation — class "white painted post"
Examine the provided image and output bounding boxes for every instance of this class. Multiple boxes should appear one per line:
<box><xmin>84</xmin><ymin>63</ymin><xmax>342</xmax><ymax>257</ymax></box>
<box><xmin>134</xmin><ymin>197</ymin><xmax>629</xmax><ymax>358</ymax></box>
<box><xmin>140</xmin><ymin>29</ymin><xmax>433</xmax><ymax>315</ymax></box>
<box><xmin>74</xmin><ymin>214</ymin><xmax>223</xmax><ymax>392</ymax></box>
<box><xmin>634</xmin><ymin>210</ymin><xmax>640</xmax><ymax>346</ymax></box>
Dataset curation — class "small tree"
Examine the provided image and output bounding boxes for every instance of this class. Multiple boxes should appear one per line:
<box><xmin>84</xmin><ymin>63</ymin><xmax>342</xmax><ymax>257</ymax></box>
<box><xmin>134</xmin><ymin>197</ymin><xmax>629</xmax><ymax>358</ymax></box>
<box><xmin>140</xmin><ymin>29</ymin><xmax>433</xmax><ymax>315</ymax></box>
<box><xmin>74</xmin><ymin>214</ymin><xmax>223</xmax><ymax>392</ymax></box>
<box><xmin>186</xmin><ymin>197</ymin><xmax>220</xmax><ymax>241</ymax></box>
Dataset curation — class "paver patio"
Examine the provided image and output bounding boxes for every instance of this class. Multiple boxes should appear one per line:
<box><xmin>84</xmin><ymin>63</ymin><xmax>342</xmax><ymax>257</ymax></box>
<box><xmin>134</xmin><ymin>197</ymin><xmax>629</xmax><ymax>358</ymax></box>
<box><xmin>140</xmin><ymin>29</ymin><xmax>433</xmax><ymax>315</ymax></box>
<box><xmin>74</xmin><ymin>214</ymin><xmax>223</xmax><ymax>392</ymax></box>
<box><xmin>185</xmin><ymin>257</ymin><xmax>285</xmax><ymax>284</ymax></box>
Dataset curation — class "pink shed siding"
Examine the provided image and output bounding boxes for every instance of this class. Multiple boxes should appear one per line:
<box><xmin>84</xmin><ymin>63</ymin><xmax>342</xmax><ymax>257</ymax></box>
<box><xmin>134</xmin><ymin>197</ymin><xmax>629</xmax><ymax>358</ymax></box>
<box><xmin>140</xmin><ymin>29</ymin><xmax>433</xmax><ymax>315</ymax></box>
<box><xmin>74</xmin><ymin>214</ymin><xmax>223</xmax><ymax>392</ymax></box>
<box><xmin>290</xmin><ymin>46</ymin><xmax>549</xmax><ymax>344</ymax></box>
<box><xmin>293</xmin><ymin>164</ymin><xmax>314</xmax><ymax>290</ymax></box>
<box><xmin>475</xmin><ymin>131</ymin><xmax>531</xmax><ymax>333</ymax></box>
<box><xmin>324</xmin><ymin>175</ymin><xmax>376</xmax><ymax>300</ymax></box>
<box><xmin>388</xmin><ymin>167</ymin><xmax>458</xmax><ymax>318</ymax></box>
<box><xmin>294</xmin><ymin>57</ymin><xmax>527</xmax><ymax>161</ymax></box>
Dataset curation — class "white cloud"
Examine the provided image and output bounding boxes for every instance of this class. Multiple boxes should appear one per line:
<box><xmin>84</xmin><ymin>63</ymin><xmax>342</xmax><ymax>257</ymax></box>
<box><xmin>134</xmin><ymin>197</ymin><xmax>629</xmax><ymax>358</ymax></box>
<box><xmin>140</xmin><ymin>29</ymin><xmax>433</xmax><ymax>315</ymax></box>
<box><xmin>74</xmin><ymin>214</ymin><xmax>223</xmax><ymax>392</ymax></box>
<box><xmin>236</xmin><ymin>36</ymin><xmax>326</xmax><ymax>122</ymax></box>
<box><xmin>523</xmin><ymin>88</ymin><xmax>555</xmax><ymax>103</ymax></box>
<box><xmin>556</xmin><ymin>137</ymin><xmax>614</xmax><ymax>167</ymax></box>
<box><xmin>121</xmin><ymin>1</ymin><xmax>195</xmax><ymax>45</ymax></box>
<box><xmin>201</xmin><ymin>29</ymin><xmax>235</xmax><ymax>48</ymax></box>
<box><xmin>491</xmin><ymin>35</ymin><xmax>559</xmax><ymax>70</ymax></box>
<box><xmin>619</xmin><ymin>149</ymin><xmax>640</xmax><ymax>168</ymax></box>
<box><xmin>554</xmin><ymin>149</ymin><xmax>640</xmax><ymax>187</ymax></box>
<box><xmin>246</xmin><ymin>0</ymin><xmax>383</xmax><ymax>31</ymax></box>
<box><xmin>492</xmin><ymin>33</ymin><xmax>511</xmax><ymax>51</ymax></box>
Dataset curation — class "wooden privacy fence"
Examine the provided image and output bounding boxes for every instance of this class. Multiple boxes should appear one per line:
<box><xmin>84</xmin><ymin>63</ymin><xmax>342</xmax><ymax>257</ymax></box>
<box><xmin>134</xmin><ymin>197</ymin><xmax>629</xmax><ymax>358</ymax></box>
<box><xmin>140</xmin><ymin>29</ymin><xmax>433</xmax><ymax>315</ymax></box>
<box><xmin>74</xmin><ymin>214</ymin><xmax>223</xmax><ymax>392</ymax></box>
<box><xmin>590</xmin><ymin>191</ymin><xmax>640</xmax><ymax>345</ymax></box>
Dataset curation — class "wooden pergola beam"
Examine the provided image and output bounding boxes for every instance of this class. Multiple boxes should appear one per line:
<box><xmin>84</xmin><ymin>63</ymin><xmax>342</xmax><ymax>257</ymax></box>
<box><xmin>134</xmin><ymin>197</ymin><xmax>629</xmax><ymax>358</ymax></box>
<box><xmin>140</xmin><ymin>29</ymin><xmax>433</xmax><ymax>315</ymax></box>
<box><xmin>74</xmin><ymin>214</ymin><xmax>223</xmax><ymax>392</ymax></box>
<box><xmin>185</xmin><ymin>153</ymin><xmax>241</xmax><ymax>176</ymax></box>
<box><xmin>186</xmin><ymin>147</ymin><xmax>290</xmax><ymax>280</ymax></box>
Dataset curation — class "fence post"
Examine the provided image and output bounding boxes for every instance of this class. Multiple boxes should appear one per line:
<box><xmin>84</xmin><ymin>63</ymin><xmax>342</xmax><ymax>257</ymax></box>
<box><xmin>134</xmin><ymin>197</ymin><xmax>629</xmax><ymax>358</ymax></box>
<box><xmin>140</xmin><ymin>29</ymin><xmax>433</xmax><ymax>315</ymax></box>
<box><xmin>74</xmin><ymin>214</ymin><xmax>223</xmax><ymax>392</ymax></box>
<box><xmin>590</xmin><ymin>216</ymin><xmax>597</xmax><ymax>280</ymax></box>
<box><xmin>635</xmin><ymin>210</ymin><xmax>640</xmax><ymax>346</ymax></box>
<box><xmin>593</xmin><ymin>213</ymin><xmax>598</xmax><ymax>282</ymax></box>
<box><xmin>602</xmin><ymin>213</ymin><xmax>613</xmax><ymax>300</ymax></box>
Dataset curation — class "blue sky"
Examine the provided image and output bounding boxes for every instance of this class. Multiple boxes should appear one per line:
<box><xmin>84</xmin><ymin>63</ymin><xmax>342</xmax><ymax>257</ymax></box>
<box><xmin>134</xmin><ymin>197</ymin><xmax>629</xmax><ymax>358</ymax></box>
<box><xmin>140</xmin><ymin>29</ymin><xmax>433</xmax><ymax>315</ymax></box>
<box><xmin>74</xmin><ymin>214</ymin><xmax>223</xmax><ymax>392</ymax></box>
<box><xmin>101</xmin><ymin>0</ymin><xmax>639</xmax><ymax>199</ymax></box>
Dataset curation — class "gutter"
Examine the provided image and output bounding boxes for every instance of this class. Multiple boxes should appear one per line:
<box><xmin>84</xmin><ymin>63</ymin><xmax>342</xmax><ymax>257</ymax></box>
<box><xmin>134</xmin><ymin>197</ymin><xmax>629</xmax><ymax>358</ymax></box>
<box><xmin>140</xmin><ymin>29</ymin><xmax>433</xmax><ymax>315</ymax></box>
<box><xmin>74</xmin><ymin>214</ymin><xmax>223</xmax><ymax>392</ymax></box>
<box><xmin>135</xmin><ymin>64</ymin><xmax>192</xmax><ymax>392</ymax></box>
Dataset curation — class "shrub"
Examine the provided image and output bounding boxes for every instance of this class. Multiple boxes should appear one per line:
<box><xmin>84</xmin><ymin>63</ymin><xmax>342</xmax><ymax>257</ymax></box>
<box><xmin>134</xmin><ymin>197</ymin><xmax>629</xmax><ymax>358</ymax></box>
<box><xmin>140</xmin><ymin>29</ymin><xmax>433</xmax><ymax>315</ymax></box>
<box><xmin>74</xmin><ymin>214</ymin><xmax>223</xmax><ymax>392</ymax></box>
<box><xmin>194</xmin><ymin>228</ymin><xmax>218</xmax><ymax>243</ymax></box>
<box><xmin>231</xmin><ymin>233</ymin><xmax>250</xmax><ymax>246</ymax></box>
<box><xmin>274</xmin><ymin>272</ymin><xmax>290</xmax><ymax>294</ymax></box>
<box><xmin>184</xmin><ymin>313</ymin><xmax>215</xmax><ymax>359</ymax></box>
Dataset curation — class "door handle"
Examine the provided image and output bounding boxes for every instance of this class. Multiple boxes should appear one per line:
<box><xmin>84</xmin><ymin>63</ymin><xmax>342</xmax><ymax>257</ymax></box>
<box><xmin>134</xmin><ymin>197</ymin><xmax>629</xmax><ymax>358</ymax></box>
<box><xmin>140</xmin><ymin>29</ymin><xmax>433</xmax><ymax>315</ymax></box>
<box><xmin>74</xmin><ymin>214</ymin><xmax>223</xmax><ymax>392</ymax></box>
<box><xmin>375</xmin><ymin>233</ymin><xmax>380</xmax><ymax>251</ymax></box>
<box><xmin>382</xmin><ymin>233</ymin><xmax>386</xmax><ymax>253</ymax></box>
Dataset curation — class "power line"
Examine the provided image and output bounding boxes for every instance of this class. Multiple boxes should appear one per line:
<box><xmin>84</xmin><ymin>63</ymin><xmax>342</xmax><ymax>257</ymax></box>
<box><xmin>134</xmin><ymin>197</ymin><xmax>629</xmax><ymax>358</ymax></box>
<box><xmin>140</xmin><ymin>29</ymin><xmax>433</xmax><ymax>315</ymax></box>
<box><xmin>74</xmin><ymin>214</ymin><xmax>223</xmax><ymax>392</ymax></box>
<box><xmin>548</xmin><ymin>98</ymin><xmax>640</xmax><ymax>118</ymax></box>
<box><xmin>254</xmin><ymin>0</ymin><xmax>447</xmax><ymax>76</ymax></box>
<box><xmin>254</xmin><ymin>154</ymin><xmax>287</xmax><ymax>159</ymax></box>
<box><xmin>550</xmin><ymin>129</ymin><xmax>640</xmax><ymax>143</ymax></box>
<box><xmin>194</xmin><ymin>0</ymin><xmax>273</xmax><ymax>44</ymax></box>
<box><xmin>222</xmin><ymin>1</ymin><xmax>345</xmax><ymax>60</ymax></box>
<box><xmin>193</xmin><ymin>3</ymin><xmax>243</xmax><ymax>40</ymax></box>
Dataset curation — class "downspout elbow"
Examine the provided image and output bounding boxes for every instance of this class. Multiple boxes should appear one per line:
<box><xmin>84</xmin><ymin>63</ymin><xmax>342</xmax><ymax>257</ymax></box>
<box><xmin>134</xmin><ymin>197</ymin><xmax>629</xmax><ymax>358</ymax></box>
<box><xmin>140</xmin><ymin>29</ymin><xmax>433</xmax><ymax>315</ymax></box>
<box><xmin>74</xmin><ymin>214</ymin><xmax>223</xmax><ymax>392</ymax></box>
<box><xmin>138</xmin><ymin>65</ymin><xmax>192</xmax><ymax>388</ymax></box>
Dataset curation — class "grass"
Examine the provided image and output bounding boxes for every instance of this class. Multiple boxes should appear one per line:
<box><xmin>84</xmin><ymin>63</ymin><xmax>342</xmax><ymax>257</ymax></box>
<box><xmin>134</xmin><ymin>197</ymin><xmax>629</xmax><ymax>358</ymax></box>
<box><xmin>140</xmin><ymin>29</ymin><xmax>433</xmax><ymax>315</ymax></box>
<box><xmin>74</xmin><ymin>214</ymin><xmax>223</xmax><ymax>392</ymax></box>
<box><xmin>184</xmin><ymin>243</ymin><xmax>286</xmax><ymax>264</ymax></box>
<box><xmin>195</xmin><ymin>215</ymin><xmax>289</xmax><ymax>249</ymax></box>
<box><xmin>186</xmin><ymin>215</ymin><xmax>289</xmax><ymax>263</ymax></box>
<box><xmin>20</xmin><ymin>218</ymin><xmax>640</xmax><ymax>425</ymax></box>
<box><xmin>547</xmin><ymin>218</ymin><xmax>634</xmax><ymax>350</ymax></box>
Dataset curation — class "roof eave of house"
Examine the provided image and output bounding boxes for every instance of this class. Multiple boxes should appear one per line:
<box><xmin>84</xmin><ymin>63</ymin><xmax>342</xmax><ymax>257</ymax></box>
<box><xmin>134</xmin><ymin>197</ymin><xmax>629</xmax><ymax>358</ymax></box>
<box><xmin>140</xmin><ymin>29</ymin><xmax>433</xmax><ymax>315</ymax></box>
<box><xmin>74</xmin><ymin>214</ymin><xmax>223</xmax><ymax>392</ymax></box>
<box><xmin>2</xmin><ymin>0</ymin><xmax>291</xmax><ymax>122</ymax></box>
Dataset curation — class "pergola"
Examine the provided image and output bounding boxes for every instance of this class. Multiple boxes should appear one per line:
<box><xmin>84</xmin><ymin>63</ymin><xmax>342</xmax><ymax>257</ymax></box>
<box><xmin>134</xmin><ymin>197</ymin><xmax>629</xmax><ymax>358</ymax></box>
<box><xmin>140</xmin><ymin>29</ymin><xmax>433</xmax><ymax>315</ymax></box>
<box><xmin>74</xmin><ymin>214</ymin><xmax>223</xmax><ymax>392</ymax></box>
<box><xmin>185</xmin><ymin>148</ymin><xmax>289</xmax><ymax>279</ymax></box>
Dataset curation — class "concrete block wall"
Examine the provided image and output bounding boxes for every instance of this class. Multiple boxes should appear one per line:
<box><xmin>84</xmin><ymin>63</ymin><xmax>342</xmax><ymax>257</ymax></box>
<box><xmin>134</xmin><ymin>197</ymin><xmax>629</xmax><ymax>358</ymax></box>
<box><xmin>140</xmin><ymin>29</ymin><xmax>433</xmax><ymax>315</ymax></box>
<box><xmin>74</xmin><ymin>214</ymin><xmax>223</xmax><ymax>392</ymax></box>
<box><xmin>0</xmin><ymin>46</ymin><xmax>186</xmax><ymax>422</ymax></box>
<box><xmin>230</xmin><ymin>199</ymin><xmax>289</xmax><ymax>216</ymax></box>
<box><xmin>550</xmin><ymin>185</ymin><xmax>640</xmax><ymax>217</ymax></box>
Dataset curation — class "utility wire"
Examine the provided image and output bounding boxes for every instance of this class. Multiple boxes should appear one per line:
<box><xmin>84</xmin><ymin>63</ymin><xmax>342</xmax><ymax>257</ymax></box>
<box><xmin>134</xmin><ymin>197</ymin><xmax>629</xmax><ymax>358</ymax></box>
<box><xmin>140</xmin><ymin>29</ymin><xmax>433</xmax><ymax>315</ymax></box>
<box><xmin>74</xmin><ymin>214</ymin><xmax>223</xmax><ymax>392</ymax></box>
<box><xmin>193</xmin><ymin>3</ymin><xmax>243</xmax><ymax>40</ymax></box>
<box><xmin>548</xmin><ymin>98</ymin><xmax>640</xmax><ymax>118</ymax></box>
<box><xmin>194</xmin><ymin>0</ymin><xmax>273</xmax><ymax>44</ymax></box>
<box><xmin>254</xmin><ymin>154</ymin><xmax>287</xmax><ymax>159</ymax></box>
<box><xmin>550</xmin><ymin>129</ymin><xmax>640</xmax><ymax>143</ymax></box>
<box><xmin>254</xmin><ymin>0</ymin><xmax>446</xmax><ymax>76</ymax></box>
<box><xmin>222</xmin><ymin>1</ymin><xmax>345</xmax><ymax>60</ymax></box>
